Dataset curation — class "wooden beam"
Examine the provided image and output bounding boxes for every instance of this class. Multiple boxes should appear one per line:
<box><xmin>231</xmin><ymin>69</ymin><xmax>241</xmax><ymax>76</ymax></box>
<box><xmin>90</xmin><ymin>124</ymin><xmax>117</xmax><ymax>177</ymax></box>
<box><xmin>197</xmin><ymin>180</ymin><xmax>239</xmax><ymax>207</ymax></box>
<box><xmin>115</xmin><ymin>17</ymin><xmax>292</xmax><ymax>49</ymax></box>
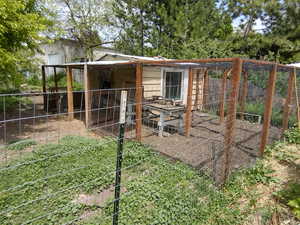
<box><xmin>84</xmin><ymin>64</ymin><xmax>91</xmax><ymax>127</ymax></box>
<box><xmin>135</xmin><ymin>63</ymin><xmax>143</xmax><ymax>141</ymax></box>
<box><xmin>260</xmin><ymin>64</ymin><xmax>277</xmax><ymax>156</ymax></box>
<box><xmin>219</xmin><ymin>69</ymin><xmax>231</xmax><ymax>123</ymax></box>
<box><xmin>239</xmin><ymin>71</ymin><xmax>248</xmax><ymax>120</ymax></box>
<box><xmin>282</xmin><ymin>71</ymin><xmax>295</xmax><ymax>135</ymax></box>
<box><xmin>194</xmin><ymin>70</ymin><xmax>200</xmax><ymax>110</ymax></box>
<box><xmin>53</xmin><ymin>67</ymin><xmax>58</xmax><ymax>92</ymax></box>
<box><xmin>293</xmin><ymin>69</ymin><xmax>300</xmax><ymax>128</ymax></box>
<box><xmin>41</xmin><ymin>66</ymin><xmax>47</xmax><ymax>111</ymax></box>
<box><xmin>223</xmin><ymin>58</ymin><xmax>242</xmax><ymax>183</ymax></box>
<box><xmin>185</xmin><ymin>68</ymin><xmax>194</xmax><ymax>137</ymax></box>
<box><xmin>66</xmin><ymin>66</ymin><xmax>74</xmax><ymax>120</ymax></box>
<box><xmin>203</xmin><ymin>69</ymin><xmax>209</xmax><ymax>110</ymax></box>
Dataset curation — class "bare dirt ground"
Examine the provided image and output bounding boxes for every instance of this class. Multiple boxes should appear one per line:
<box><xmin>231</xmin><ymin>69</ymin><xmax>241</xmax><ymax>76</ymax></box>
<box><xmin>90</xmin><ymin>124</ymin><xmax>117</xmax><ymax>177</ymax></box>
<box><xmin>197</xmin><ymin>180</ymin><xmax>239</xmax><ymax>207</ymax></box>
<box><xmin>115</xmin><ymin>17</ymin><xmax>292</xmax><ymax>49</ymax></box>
<box><xmin>143</xmin><ymin>112</ymin><xmax>282</xmax><ymax>182</ymax></box>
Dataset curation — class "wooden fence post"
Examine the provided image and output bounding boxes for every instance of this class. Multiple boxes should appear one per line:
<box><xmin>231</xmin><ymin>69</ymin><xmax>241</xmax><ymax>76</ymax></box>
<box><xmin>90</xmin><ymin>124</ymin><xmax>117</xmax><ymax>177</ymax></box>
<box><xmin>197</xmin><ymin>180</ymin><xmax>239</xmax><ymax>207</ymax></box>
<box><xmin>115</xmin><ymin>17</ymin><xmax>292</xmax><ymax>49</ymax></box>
<box><xmin>135</xmin><ymin>63</ymin><xmax>143</xmax><ymax>142</ymax></box>
<box><xmin>203</xmin><ymin>69</ymin><xmax>209</xmax><ymax>109</ymax></box>
<box><xmin>185</xmin><ymin>68</ymin><xmax>194</xmax><ymax>137</ymax></box>
<box><xmin>42</xmin><ymin>66</ymin><xmax>47</xmax><ymax>111</ymax></box>
<box><xmin>223</xmin><ymin>58</ymin><xmax>242</xmax><ymax>183</ymax></box>
<box><xmin>195</xmin><ymin>70</ymin><xmax>200</xmax><ymax>110</ymax></box>
<box><xmin>54</xmin><ymin>67</ymin><xmax>58</xmax><ymax>92</ymax></box>
<box><xmin>239</xmin><ymin>71</ymin><xmax>248</xmax><ymax>120</ymax></box>
<box><xmin>282</xmin><ymin>70</ymin><xmax>295</xmax><ymax>135</ymax></box>
<box><xmin>219</xmin><ymin>69</ymin><xmax>231</xmax><ymax>123</ymax></box>
<box><xmin>67</xmin><ymin>66</ymin><xmax>74</xmax><ymax>120</ymax></box>
<box><xmin>84</xmin><ymin>64</ymin><xmax>91</xmax><ymax>127</ymax></box>
<box><xmin>260</xmin><ymin>64</ymin><xmax>277</xmax><ymax>156</ymax></box>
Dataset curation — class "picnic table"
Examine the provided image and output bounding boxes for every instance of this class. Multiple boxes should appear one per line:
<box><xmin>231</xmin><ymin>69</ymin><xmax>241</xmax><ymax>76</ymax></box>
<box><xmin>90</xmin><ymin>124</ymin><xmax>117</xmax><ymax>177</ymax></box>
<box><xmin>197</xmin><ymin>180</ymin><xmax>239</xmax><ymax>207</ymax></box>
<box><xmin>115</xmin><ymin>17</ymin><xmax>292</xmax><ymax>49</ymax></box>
<box><xmin>143</xmin><ymin>103</ymin><xmax>185</xmax><ymax>137</ymax></box>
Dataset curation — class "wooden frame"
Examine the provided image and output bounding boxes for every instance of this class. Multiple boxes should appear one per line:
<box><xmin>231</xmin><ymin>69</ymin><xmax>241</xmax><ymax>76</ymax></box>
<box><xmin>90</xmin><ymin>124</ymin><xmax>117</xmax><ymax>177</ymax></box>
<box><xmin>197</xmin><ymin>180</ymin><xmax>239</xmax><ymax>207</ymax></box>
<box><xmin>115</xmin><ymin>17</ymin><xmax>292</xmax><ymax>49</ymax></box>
<box><xmin>223</xmin><ymin>58</ymin><xmax>242</xmax><ymax>182</ymax></box>
<box><xmin>282</xmin><ymin>71</ymin><xmax>295</xmax><ymax>135</ymax></box>
<box><xmin>219</xmin><ymin>69</ymin><xmax>231</xmax><ymax>123</ymax></box>
<box><xmin>260</xmin><ymin>64</ymin><xmax>277</xmax><ymax>156</ymax></box>
<box><xmin>135</xmin><ymin>63</ymin><xmax>143</xmax><ymax>141</ymax></box>
<box><xmin>239</xmin><ymin>71</ymin><xmax>248</xmax><ymax>120</ymax></box>
<box><xmin>66</xmin><ymin>66</ymin><xmax>74</xmax><ymax>120</ymax></box>
<box><xmin>185</xmin><ymin>68</ymin><xmax>193</xmax><ymax>137</ymax></box>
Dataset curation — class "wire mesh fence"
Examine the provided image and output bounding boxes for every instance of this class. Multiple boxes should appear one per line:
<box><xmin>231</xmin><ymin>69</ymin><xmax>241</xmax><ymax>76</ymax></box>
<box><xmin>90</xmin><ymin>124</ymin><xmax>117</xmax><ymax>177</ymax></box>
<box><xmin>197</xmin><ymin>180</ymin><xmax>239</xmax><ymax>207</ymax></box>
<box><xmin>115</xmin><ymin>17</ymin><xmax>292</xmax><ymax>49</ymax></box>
<box><xmin>0</xmin><ymin>61</ymin><xmax>299</xmax><ymax>224</ymax></box>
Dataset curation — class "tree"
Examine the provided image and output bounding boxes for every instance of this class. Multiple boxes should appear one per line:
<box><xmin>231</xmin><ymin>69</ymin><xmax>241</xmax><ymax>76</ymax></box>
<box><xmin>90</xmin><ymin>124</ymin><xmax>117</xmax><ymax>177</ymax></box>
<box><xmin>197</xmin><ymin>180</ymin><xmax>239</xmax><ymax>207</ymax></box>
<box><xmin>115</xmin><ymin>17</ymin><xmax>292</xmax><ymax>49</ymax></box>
<box><xmin>51</xmin><ymin>0</ymin><xmax>113</xmax><ymax>60</ymax></box>
<box><xmin>0</xmin><ymin>0</ymin><xmax>50</xmax><ymax>88</ymax></box>
<box><xmin>112</xmin><ymin>0</ymin><xmax>233</xmax><ymax>58</ymax></box>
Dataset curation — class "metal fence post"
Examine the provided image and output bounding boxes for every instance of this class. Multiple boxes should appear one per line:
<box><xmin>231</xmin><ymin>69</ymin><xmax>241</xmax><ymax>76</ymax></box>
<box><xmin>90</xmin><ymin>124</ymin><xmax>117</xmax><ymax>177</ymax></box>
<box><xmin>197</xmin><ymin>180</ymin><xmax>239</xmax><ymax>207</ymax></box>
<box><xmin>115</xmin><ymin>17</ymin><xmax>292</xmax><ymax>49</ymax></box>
<box><xmin>113</xmin><ymin>90</ymin><xmax>127</xmax><ymax>225</ymax></box>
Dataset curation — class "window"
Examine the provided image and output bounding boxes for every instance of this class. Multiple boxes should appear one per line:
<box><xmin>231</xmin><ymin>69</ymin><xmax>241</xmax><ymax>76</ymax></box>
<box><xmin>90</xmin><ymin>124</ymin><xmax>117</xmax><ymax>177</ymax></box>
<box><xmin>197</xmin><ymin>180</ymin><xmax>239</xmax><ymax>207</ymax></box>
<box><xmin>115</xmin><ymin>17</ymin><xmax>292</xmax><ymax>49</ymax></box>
<box><xmin>164</xmin><ymin>71</ymin><xmax>183</xmax><ymax>100</ymax></box>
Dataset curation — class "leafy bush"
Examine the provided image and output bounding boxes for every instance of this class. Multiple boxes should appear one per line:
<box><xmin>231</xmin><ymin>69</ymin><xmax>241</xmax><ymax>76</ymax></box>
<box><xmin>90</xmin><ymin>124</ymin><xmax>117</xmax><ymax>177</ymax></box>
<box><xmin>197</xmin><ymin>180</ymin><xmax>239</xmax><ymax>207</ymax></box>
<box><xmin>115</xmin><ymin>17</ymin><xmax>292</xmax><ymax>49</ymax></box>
<box><xmin>284</xmin><ymin>127</ymin><xmax>300</xmax><ymax>144</ymax></box>
<box><xmin>47</xmin><ymin>72</ymin><xmax>83</xmax><ymax>91</ymax></box>
<box><xmin>275</xmin><ymin>183</ymin><xmax>300</xmax><ymax>219</ymax></box>
<box><xmin>238</xmin><ymin>102</ymin><xmax>297</xmax><ymax>127</ymax></box>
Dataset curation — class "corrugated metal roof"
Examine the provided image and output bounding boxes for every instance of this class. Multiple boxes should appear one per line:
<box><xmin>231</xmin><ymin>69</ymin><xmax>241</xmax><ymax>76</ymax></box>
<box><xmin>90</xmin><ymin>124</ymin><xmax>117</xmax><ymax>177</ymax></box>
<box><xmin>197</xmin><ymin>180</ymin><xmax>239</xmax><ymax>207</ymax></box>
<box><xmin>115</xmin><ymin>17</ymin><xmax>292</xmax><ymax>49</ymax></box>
<box><xmin>97</xmin><ymin>52</ymin><xmax>169</xmax><ymax>61</ymax></box>
<box><xmin>288</xmin><ymin>63</ymin><xmax>300</xmax><ymax>68</ymax></box>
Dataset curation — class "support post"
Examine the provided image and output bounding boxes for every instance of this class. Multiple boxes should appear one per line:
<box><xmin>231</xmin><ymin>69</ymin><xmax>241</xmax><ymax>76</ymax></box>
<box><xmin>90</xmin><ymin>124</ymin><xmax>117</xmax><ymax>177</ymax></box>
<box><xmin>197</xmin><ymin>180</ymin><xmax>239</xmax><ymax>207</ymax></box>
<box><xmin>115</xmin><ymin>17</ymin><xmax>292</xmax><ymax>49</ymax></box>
<box><xmin>203</xmin><ymin>69</ymin><xmax>209</xmax><ymax>109</ymax></box>
<box><xmin>223</xmin><ymin>58</ymin><xmax>242</xmax><ymax>183</ymax></box>
<box><xmin>282</xmin><ymin>71</ymin><xmax>295</xmax><ymax>135</ymax></box>
<box><xmin>219</xmin><ymin>69</ymin><xmax>230</xmax><ymax>123</ymax></box>
<box><xmin>239</xmin><ymin>71</ymin><xmax>248</xmax><ymax>120</ymax></box>
<box><xmin>113</xmin><ymin>91</ymin><xmax>127</xmax><ymax>225</ymax></box>
<box><xmin>260</xmin><ymin>64</ymin><xmax>277</xmax><ymax>156</ymax></box>
<box><xmin>54</xmin><ymin>67</ymin><xmax>58</xmax><ymax>92</ymax></box>
<box><xmin>185</xmin><ymin>68</ymin><xmax>193</xmax><ymax>137</ymax></box>
<box><xmin>135</xmin><ymin>63</ymin><xmax>143</xmax><ymax>141</ymax></box>
<box><xmin>84</xmin><ymin>64</ymin><xmax>91</xmax><ymax>127</ymax></box>
<box><xmin>67</xmin><ymin>66</ymin><xmax>74</xmax><ymax>120</ymax></box>
<box><xmin>42</xmin><ymin>66</ymin><xmax>47</xmax><ymax>111</ymax></box>
<box><xmin>293</xmin><ymin>69</ymin><xmax>300</xmax><ymax>128</ymax></box>
<box><xmin>195</xmin><ymin>70</ymin><xmax>200</xmax><ymax>110</ymax></box>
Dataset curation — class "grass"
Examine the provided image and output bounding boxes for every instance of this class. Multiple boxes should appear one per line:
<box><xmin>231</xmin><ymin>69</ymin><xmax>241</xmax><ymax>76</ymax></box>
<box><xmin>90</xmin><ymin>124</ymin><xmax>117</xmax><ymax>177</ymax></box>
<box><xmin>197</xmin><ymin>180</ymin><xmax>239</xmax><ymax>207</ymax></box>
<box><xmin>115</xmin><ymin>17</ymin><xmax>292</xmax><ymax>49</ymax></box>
<box><xmin>0</xmin><ymin>129</ymin><xmax>299</xmax><ymax>225</ymax></box>
<box><xmin>0</xmin><ymin>135</ymin><xmax>258</xmax><ymax>225</ymax></box>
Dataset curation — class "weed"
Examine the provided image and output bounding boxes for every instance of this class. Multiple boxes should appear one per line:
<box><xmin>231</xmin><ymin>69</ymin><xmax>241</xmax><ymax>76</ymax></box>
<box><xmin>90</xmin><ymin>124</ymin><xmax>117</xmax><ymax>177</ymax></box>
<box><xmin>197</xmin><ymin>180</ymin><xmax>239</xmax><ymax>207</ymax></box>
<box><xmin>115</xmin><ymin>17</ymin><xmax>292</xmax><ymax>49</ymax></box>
<box><xmin>7</xmin><ymin>139</ymin><xmax>37</xmax><ymax>151</ymax></box>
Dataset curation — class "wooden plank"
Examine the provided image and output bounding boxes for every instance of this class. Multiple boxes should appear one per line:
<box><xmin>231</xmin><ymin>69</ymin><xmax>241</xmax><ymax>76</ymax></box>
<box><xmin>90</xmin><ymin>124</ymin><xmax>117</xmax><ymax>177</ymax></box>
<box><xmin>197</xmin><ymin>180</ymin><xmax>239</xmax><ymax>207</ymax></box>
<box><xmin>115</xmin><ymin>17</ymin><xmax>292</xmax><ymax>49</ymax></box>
<box><xmin>194</xmin><ymin>70</ymin><xmax>200</xmax><ymax>110</ymax></box>
<box><xmin>84</xmin><ymin>64</ymin><xmax>91</xmax><ymax>127</ymax></box>
<box><xmin>41</xmin><ymin>66</ymin><xmax>47</xmax><ymax>111</ymax></box>
<box><xmin>260</xmin><ymin>64</ymin><xmax>277</xmax><ymax>156</ymax></box>
<box><xmin>203</xmin><ymin>69</ymin><xmax>209</xmax><ymax>109</ymax></box>
<box><xmin>135</xmin><ymin>63</ymin><xmax>143</xmax><ymax>141</ymax></box>
<box><xmin>185</xmin><ymin>68</ymin><xmax>194</xmax><ymax>137</ymax></box>
<box><xmin>239</xmin><ymin>71</ymin><xmax>248</xmax><ymax>120</ymax></box>
<box><xmin>282</xmin><ymin>71</ymin><xmax>295</xmax><ymax>135</ymax></box>
<box><xmin>223</xmin><ymin>58</ymin><xmax>242</xmax><ymax>183</ymax></box>
<box><xmin>293</xmin><ymin>69</ymin><xmax>300</xmax><ymax>128</ymax></box>
<box><xmin>53</xmin><ymin>67</ymin><xmax>58</xmax><ymax>92</ymax></box>
<box><xmin>219</xmin><ymin>69</ymin><xmax>231</xmax><ymax>123</ymax></box>
<box><xmin>67</xmin><ymin>66</ymin><xmax>74</xmax><ymax>120</ymax></box>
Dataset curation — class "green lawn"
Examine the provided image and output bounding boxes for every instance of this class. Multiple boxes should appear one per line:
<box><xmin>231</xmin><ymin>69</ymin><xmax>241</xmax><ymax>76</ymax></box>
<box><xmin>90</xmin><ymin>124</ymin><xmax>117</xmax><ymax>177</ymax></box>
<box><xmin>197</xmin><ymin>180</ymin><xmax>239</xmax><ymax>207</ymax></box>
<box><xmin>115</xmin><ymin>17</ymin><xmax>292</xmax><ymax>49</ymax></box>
<box><xmin>0</xmin><ymin>136</ymin><xmax>264</xmax><ymax>225</ymax></box>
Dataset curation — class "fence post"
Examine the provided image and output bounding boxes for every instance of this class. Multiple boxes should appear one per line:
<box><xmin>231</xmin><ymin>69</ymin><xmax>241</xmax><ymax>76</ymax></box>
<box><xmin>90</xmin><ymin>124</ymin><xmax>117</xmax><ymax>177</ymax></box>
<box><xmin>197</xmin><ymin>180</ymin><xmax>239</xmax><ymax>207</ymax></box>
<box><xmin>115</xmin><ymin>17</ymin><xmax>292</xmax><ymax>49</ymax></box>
<box><xmin>42</xmin><ymin>66</ymin><xmax>47</xmax><ymax>111</ymax></box>
<box><xmin>223</xmin><ymin>58</ymin><xmax>242</xmax><ymax>183</ymax></box>
<box><xmin>84</xmin><ymin>64</ymin><xmax>91</xmax><ymax>127</ymax></box>
<box><xmin>219</xmin><ymin>69</ymin><xmax>231</xmax><ymax>123</ymax></box>
<box><xmin>185</xmin><ymin>67</ymin><xmax>193</xmax><ymax>137</ymax></box>
<box><xmin>135</xmin><ymin>63</ymin><xmax>143</xmax><ymax>142</ymax></box>
<box><xmin>282</xmin><ymin>70</ymin><xmax>295</xmax><ymax>135</ymax></box>
<box><xmin>113</xmin><ymin>90</ymin><xmax>127</xmax><ymax>225</ymax></box>
<box><xmin>239</xmin><ymin>71</ymin><xmax>248</xmax><ymax>120</ymax></box>
<box><xmin>203</xmin><ymin>69</ymin><xmax>209</xmax><ymax>110</ymax></box>
<box><xmin>260</xmin><ymin>64</ymin><xmax>277</xmax><ymax>156</ymax></box>
<box><xmin>67</xmin><ymin>66</ymin><xmax>74</xmax><ymax>120</ymax></box>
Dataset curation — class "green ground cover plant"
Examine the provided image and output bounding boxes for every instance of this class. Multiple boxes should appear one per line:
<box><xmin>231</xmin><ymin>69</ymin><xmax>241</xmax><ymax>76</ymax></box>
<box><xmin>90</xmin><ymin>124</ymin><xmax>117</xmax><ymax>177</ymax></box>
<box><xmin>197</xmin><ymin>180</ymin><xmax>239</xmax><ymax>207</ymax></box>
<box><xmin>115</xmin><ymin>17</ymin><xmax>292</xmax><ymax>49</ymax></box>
<box><xmin>1</xmin><ymin>127</ymin><xmax>299</xmax><ymax>224</ymax></box>
<box><xmin>0</xmin><ymin>135</ymin><xmax>263</xmax><ymax>225</ymax></box>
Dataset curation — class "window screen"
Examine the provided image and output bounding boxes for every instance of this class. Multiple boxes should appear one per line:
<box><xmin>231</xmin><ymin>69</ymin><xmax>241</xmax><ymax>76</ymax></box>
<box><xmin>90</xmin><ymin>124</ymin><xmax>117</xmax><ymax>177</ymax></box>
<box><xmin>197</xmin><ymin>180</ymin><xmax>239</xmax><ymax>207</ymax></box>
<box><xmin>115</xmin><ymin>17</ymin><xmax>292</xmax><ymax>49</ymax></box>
<box><xmin>165</xmin><ymin>71</ymin><xmax>182</xmax><ymax>100</ymax></box>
